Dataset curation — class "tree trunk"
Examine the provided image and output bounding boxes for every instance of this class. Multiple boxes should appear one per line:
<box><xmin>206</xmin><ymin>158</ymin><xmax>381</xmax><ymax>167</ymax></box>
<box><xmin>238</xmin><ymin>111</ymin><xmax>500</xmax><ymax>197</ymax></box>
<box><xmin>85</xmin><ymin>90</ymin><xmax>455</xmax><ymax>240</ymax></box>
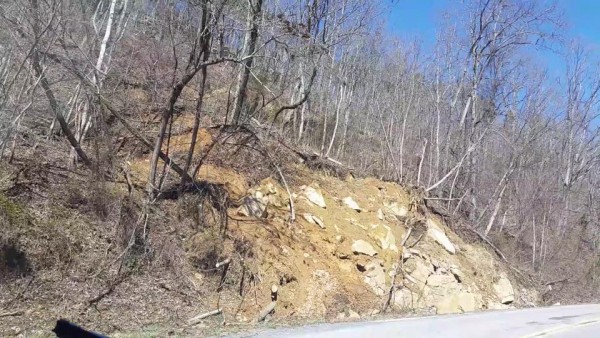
<box><xmin>231</xmin><ymin>0</ymin><xmax>263</xmax><ymax>125</ymax></box>
<box><xmin>181</xmin><ymin>0</ymin><xmax>211</xmax><ymax>189</ymax></box>
<box><xmin>29</xmin><ymin>0</ymin><xmax>92</xmax><ymax>169</ymax></box>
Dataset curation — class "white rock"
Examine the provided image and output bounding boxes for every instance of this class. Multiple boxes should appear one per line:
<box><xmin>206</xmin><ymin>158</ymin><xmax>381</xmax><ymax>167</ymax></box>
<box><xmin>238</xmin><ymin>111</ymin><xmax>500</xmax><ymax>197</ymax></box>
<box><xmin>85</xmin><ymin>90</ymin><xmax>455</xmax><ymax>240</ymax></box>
<box><xmin>426</xmin><ymin>219</ymin><xmax>456</xmax><ymax>254</ymax></box>
<box><xmin>367</xmin><ymin>309</ymin><xmax>380</xmax><ymax>316</ymax></box>
<box><xmin>363</xmin><ymin>259</ymin><xmax>387</xmax><ymax>296</ymax></box>
<box><xmin>302</xmin><ymin>213</ymin><xmax>325</xmax><ymax>229</ymax></box>
<box><xmin>348</xmin><ymin>309</ymin><xmax>361</xmax><ymax>319</ymax></box>
<box><xmin>427</xmin><ymin>273</ymin><xmax>458</xmax><ymax>288</ymax></box>
<box><xmin>376</xmin><ymin>209</ymin><xmax>385</xmax><ymax>220</ymax></box>
<box><xmin>383</xmin><ymin>201</ymin><xmax>409</xmax><ymax>218</ymax></box>
<box><xmin>493</xmin><ymin>276</ymin><xmax>515</xmax><ymax>304</ymax></box>
<box><xmin>343</xmin><ymin>197</ymin><xmax>361</xmax><ymax>212</ymax></box>
<box><xmin>408</xmin><ymin>259</ymin><xmax>434</xmax><ymax>288</ymax></box>
<box><xmin>312</xmin><ymin>215</ymin><xmax>325</xmax><ymax>228</ymax></box>
<box><xmin>393</xmin><ymin>288</ymin><xmax>422</xmax><ymax>309</ymax></box>
<box><xmin>408</xmin><ymin>248</ymin><xmax>429</xmax><ymax>260</ymax></box>
<box><xmin>389</xmin><ymin>263</ymin><xmax>399</xmax><ymax>277</ymax></box>
<box><xmin>487</xmin><ymin>300</ymin><xmax>512</xmax><ymax>310</ymax></box>
<box><xmin>351</xmin><ymin>240</ymin><xmax>378</xmax><ymax>256</ymax></box>
<box><xmin>236</xmin><ymin>196</ymin><xmax>267</xmax><ymax>218</ymax></box>
<box><xmin>435</xmin><ymin>291</ymin><xmax>478</xmax><ymax>314</ymax></box>
<box><xmin>450</xmin><ymin>267</ymin><xmax>464</xmax><ymax>282</ymax></box>
<box><xmin>302</xmin><ymin>213</ymin><xmax>315</xmax><ymax>223</ymax></box>
<box><xmin>457</xmin><ymin>292</ymin><xmax>478</xmax><ymax>312</ymax></box>
<box><xmin>380</xmin><ymin>229</ymin><xmax>398</xmax><ymax>252</ymax></box>
<box><xmin>302</xmin><ymin>186</ymin><xmax>326</xmax><ymax>208</ymax></box>
<box><xmin>370</xmin><ymin>225</ymin><xmax>398</xmax><ymax>252</ymax></box>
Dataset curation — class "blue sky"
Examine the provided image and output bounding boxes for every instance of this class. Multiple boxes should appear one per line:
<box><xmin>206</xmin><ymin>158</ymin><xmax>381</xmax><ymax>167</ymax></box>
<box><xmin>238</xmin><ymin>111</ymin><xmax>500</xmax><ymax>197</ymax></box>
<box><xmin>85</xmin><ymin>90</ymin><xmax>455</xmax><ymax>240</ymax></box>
<box><xmin>385</xmin><ymin>0</ymin><xmax>600</xmax><ymax>75</ymax></box>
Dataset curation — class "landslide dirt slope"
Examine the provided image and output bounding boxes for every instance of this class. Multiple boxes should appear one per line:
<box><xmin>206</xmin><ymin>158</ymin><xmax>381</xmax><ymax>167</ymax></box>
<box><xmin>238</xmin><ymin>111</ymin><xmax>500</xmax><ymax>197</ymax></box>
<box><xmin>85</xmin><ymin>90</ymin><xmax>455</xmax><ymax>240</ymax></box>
<box><xmin>0</xmin><ymin>119</ymin><xmax>537</xmax><ymax>337</ymax></box>
<box><xmin>183</xmin><ymin>161</ymin><xmax>538</xmax><ymax>320</ymax></box>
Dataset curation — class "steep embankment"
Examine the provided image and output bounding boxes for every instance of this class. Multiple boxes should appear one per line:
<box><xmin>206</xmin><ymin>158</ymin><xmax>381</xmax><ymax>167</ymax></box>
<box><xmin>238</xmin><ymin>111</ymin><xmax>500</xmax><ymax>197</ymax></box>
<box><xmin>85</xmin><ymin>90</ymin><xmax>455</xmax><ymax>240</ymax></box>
<box><xmin>172</xmin><ymin>160</ymin><xmax>538</xmax><ymax>320</ymax></box>
<box><xmin>0</xmin><ymin>121</ymin><xmax>537</xmax><ymax>337</ymax></box>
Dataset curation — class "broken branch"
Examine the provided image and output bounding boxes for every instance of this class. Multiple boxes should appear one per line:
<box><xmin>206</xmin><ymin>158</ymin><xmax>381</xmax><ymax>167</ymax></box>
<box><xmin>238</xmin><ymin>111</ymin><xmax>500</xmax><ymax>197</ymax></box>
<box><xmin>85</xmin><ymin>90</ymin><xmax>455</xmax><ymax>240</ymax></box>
<box><xmin>0</xmin><ymin>310</ymin><xmax>24</xmax><ymax>318</ymax></box>
<box><xmin>187</xmin><ymin>308</ymin><xmax>222</xmax><ymax>325</ymax></box>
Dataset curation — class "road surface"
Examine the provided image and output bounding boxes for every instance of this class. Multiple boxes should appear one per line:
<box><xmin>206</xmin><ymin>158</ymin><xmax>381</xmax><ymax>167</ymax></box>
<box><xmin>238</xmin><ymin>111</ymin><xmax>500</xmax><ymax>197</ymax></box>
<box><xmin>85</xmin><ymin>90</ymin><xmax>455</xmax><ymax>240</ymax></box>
<box><xmin>243</xmin><ymin>304</ymin><xmax>600</xmax><ymax>337</ymax></box>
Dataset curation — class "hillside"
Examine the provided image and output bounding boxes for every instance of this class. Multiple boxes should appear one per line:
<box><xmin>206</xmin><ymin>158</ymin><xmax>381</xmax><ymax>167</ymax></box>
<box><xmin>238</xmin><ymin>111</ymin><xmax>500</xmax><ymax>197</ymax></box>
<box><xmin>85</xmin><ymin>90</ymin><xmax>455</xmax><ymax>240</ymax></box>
<box><xmin>1</xmin><ymin>0</ymin><xmax>599</xmax><ymax>336</ymax></box>
<box><xmin>0</xmin><ymin>121</ymin><xmax>537</xmax><ymax>337</ymax></box>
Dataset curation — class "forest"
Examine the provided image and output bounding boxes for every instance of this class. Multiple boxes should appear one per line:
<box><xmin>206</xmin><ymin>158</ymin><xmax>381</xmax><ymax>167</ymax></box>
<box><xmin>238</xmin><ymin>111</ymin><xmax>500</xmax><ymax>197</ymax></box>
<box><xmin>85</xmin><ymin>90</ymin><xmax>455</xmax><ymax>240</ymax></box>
<box><xmin>0</xmin><ymin>0</ymin><xmax>598</xmax><ymax>314</ymax></box>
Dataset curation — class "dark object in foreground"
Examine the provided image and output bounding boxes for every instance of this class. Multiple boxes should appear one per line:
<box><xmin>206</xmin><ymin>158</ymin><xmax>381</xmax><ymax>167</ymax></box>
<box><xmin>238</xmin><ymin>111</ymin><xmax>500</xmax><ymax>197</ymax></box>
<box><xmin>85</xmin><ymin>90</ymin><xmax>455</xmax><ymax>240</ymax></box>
<box><xmin>52</xmin><ymin>319</ymin><xmax>108</xmax><ymax>338</ymax></box>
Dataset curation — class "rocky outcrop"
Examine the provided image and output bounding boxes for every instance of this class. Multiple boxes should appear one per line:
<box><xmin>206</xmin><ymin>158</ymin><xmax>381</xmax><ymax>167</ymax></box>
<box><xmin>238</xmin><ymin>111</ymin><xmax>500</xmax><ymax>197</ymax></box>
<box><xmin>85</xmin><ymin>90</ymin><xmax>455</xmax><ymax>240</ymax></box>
<box><xmin>352</xmin><ymin>240</ymin><xmax>378</xmax><ymax>256</ymax></box>
<box><xmin>427</xmin><ymin>273</ymin><xmax>457</xmax><ymax>288</ymax></box>
<box><xmin>360</xmin><ymin>259</ymin><xmax>387</xmax><ymax>296</ymax></box>
<box><xmin>301</xmin><ymin>185</ymin><xmax>326</xmax><ymax>208</ymax></box>
<box><xmin>369</xmin><ymin>224</ymin><xmax>398</xmax><ymax>252</ymax></box>
<box><xmin>342</xmin><ymin>197</ymin><xmax>361</xmax><ymax>212</ymax></box>
<box><xmin>348</xmin><ymin>309</ymin><xmax>361</xmax><ymax>319</ymax></box>
<box><xmin>397</xmin><ymin>251</ymin><xmax>487</xmax><ymax>315</ymax></box>
<box><xmin>383</xmin><ymin>200</ymin><xmax>408</xmax><ymax>220</ymax></box>
<box><xmin>406</xmin><ymin>258</ymin><xmax>434</xmax><ymax>289</ymax></box>
<box><xmin>493</xmin><ymin>275</ymin><xmax>515</xmax><ymax>304</ymax></box>
<box><xmin>236</xmin><ymin>196</ymin><xmax>267</xmax><ymax>218</ymax></box>
<box><xmin>302</xmin><ymin>213</ymin><xmax>325</xmax><ymax>229</ymax></box>
<box><xmin>435</xmin><ymin>291</ymin><xmax>478</xmax><ymax>314</ymax></box>
<box><xmin>225</xmin><ymin>167</ymin><xmax>535</xmax><ymax>322</ymax></box>
<box><xmin>426</xmin><ymin>219</ymin><xmax>456</xmax><ymax>254</ymax></box>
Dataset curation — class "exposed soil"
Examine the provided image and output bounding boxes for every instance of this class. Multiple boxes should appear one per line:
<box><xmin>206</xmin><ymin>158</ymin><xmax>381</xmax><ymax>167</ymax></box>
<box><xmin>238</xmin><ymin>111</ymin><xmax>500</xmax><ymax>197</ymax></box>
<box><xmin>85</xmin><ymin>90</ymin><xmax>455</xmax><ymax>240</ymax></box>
<box><xmin>0</xmin><ymin>117</ymin><xmax>538</xmax><ymax>337</ymax></box>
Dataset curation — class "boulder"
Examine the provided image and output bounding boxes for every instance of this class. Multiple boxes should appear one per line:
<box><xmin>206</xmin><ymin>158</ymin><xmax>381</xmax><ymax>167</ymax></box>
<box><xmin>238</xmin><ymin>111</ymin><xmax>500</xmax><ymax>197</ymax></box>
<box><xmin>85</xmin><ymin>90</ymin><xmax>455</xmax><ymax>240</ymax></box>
<box><xmin>426</xmin><ymin>273</ymin><xmax>458</xmax><ymax>288</ymax></box>
<box><xmin>407</xmin><ymin>258</ymin><xmax>434</xmax><ymax>289</ymax></box>
<box><xmin>302</xmin><ymin>213</ymin><xmax>325</xmax><ymax>229</ymax></box>
<box><xmin>426</xmin><ymin>219</ymin><xmax>456</xmax><ymax>254</ymax></box>
<box><xmin>236</xmin><ymin>196</ymin><xmax>267</xmax><ymax>218</ymax></box>
<box><xmin>348</xmin><ymin>309</ymin><xmax>361</xmax><ymax>319</ymax></box>
<box><xmin>351</xmin><ymin>240</ymin><xmax>378</xmax><ymax>256</ymax></box>
<box><xmin>457</xmin><ymin>292</ymin><xmax>478</xmax><ymax>312</ymax></box>
<box><xmin>383</xmin><ymin>201</ymin><xmax>409</xmax><ymax>219</ymax></box>
<box><xmin>380</xmin><ymin>229</ymin><xmax>398</xmax><ymax>252</ymax></box>
<box><xmin>363</xmin><ymin>259</ymin><xmax>387</xmax><ymax>296</ymax></box>
<box><xmin>407</xmin><ymin>248</ymin><xmax>429</xmax><ymax>261</ymax></box>
<box><xmin>487</xmin><ymin>301</ymin><xmax>512</xmax><ymax>310</ymax></box>
<box><xmin>450</xmin><ymin>266</ymin><xmax>464</xmax><ymax>283</ymax></box>
<box><xmin>366</xmin><ymin>309</ymin><xmax>380</xmax><ymax>316</ymax></box>
<box><xmin>250</xmin><ymin>178</ymin><xmax>289</xmax><ymax>209</ymax></box>
<box><xmin>342</xmin><ymin>197</ymin><xmax>361</xmax><ymax>212</ymax></box>
<box><xmin>370</xmin><ymin>225</ymin><xmax>398</xmax><ymax>252</ymax></box>
<box><xmin>435</xmin><ymin>292</ymin><xmax>478</xmax><ymax>314</ymax></box>
<box><xmin>393</xmin><ymin>287</ymin><xmax>422</xmax><ymax>309</ymax></box>
<box><xmin>302</xmin><ymin>186</ymin><xmax>326</xmax><ymax>208</ymax></box>
<box><xmin>493</xmin><ymin>276</ymin><xmax>515</xmax><ymax>304</ymax></box>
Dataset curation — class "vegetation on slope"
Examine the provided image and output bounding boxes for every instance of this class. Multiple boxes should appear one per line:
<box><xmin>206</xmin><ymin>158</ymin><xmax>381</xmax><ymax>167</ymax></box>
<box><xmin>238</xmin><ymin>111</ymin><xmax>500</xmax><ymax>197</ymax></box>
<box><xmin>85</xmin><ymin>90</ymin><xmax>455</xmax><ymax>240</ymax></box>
<box><xmin>0</xmin><ymin>0</ymin><xmax>598</xmax><ymax>335</ymax></box>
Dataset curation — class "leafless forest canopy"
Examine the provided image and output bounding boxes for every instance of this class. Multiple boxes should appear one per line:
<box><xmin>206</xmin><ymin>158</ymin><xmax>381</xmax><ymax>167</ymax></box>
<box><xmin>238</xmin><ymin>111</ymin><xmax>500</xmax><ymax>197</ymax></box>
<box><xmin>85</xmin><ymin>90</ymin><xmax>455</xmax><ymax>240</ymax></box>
<box><xmin>0</xmin><ymin>0</ymin><xmax>598</xmax><ymax>300</ymax></box>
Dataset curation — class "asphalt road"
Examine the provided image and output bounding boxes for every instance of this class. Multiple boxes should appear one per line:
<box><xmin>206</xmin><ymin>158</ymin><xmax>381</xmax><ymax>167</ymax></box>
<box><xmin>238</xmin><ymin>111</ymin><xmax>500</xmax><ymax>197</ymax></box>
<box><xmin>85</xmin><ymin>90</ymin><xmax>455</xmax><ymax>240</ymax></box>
<box><xmin>244</xmin><ymin>304</ymin><xmax>600</xmax><ymax>338</ymax></box>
